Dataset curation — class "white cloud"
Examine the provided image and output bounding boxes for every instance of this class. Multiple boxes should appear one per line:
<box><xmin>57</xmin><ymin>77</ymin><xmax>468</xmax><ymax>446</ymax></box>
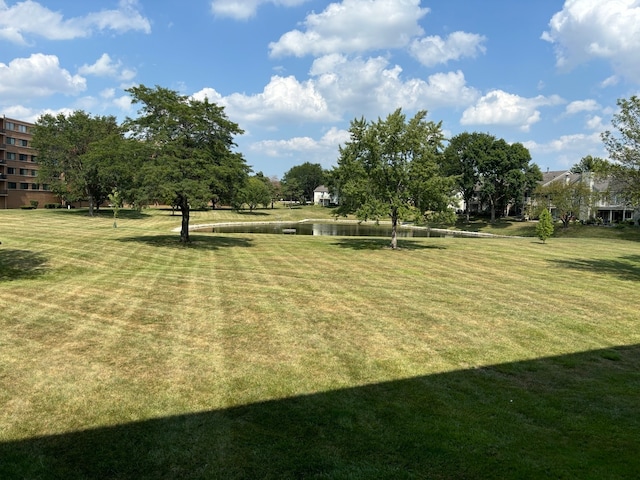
<box><xmin>269</xmin><ymin>0</ymin><xmax>427</xmax><ymax>57</ymax></box>
<box><xmin>565</xmin><ymin>99</ymin><xmax>600</xmax><ymax>115</ymax></box>
<box><xmin>409</xmin><ymin>31</ymin><xmax>486</xmax><ymax>67</ymax></box>
<box><xmin>199</xmin><ymin>75</ymin><xmax>335</xmax><ymax>126</ymax></box>
<box><xmin>524</xmin><ymin>131</ymin><xmax>606</xmax><ymax>168</ymax></box>
<box><xmin>0</xmin><ymin>53</ymin><xmax>86</xmax><ymax>100</ymax></box>
<box><xmin>461</xmin><ymin>90</ymin><xmax>564</xmax><ymax>131</ymax></box>
<box><xmin>585</xmin><ymin>115</ymin><xmax>605</xmax><ymax>130</ymax></box>
<box><xmin>211</xmin><ymin>0</ymin><xmax>309</xmax><ymax>20</ymax></box>
<box><xmin>249</xmin><ymin>127</ymin><xmax>350</xmax><ymax>169</ymax></box>
<box><xmin>310</xmin><ymin>54</ymin><xmax>479</xmax><ymax>116</ymax></box>
<box><xmin>542</xmin><ymin>0</ymin><xmax>640</xmax><ymax>82</ymax></box>
<box><xmin>78</xmin><ymin>53</ymin><xmax>137</xmax><ymax>81</ymax></box>
<box><xmin>600</xmin><ymin>75</ymin><xmax>619</xmax><ymax>88</ymax></box>
<box><xmin>0</xmin><ymin>0</ymin><xmax>151</xmax><ymax>44</ymax></box>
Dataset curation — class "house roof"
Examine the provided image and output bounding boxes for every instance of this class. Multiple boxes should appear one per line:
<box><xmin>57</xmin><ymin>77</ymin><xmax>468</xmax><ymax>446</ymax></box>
<box><xmin>314</xmin><ymin>185</ymin><xmax>329</xmax><ymax>193</ymax></box>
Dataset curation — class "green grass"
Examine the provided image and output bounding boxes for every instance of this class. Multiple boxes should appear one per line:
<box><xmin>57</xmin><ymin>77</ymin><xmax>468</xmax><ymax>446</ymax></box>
<box><xmin>1</xmin><ymin>206</ymin><xmax>639</xmax><ymax>479</ymax></box>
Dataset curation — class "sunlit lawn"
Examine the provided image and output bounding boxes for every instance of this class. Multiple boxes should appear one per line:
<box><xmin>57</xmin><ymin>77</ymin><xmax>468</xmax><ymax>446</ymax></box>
<box><xmin>1</xmin><ymin>206</ymin><xmax>639</xmax><ymax>478</ymax></box>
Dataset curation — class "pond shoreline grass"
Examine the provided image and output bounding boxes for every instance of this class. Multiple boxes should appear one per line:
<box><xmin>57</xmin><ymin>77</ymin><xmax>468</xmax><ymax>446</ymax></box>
<box><xmin>1</xmin><ymin>206</ymin><xmax>639</xmax><ymax>478</ymax></box>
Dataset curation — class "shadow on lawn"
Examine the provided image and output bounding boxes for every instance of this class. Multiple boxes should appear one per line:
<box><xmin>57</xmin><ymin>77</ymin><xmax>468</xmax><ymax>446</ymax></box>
<box><xmin>51</xmin><ymin>208</ymin><xmax>150</xmax><ymax>219</ymax></box>
<box><xmin>117</xmin><ymin>234</ymin><xmax>254</xmax><ymax>250</ymax></box>
<box><xmin>331</xmin><ymin>238</ymin><xmax>446</xmax><ymax>251</ymax></box>
<box><xmin>551</xmin><ymin>254</ymin><xmax>640</xmax><ymax>281</ymax></box>
<box><xmin>3</xmin><ymin>345</ymin><xmax>639</xmax><ymax>479</ymax></box>
<box><xmin>0</xmin><ymin>249</ymin><xmax>48</xmax><ymax>281</ymax></box>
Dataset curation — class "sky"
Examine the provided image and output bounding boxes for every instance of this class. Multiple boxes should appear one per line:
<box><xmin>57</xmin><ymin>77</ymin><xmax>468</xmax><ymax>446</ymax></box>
<box><xmin>2</xmin><ymin>0</ymin><xmax>640</xmax><ymax>178</ymax></box>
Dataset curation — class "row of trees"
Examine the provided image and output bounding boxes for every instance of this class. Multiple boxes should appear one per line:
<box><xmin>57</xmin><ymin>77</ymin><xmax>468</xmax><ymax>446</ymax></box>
<box><xmin>329</xmin><ymin>109</ymin><xmax>541</xmax><ymax>248</ymax></box>
<box><xmin>33</xmin><ymin>86</ymin><xmax>258</xmax><ymax>242</ymax></box>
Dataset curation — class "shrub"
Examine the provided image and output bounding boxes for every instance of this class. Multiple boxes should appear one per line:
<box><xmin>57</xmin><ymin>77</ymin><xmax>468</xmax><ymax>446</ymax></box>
<box><xmin>20</xmin><ymin>205</ymin><xmax>35</xmax><ymax>210</ymax></box>
<box><xmin>29</xmin><ymin>200</ymin><xmax>39</xmax><ymax>209</ymax></box>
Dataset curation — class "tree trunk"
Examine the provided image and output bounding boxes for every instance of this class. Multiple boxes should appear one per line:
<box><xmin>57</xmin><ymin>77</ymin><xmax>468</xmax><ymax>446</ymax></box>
<box><xmin>490</xmin><ymin>199</ymin><xmax>496</xmax><ymax>223</ymax></box>
<box><xmin>390</xmin><ymin>210</ymin><xmax>398</xmax><ymax>250</ymax></box>
<box><xmin>180</xmin><ymin>198</ymin><xmax>190</xmax><ymax>243</ymax></box>
<box><xmin>88</xmin><ymin>195</ymin><xmax>95</xmax><ymax>217</ymax></box>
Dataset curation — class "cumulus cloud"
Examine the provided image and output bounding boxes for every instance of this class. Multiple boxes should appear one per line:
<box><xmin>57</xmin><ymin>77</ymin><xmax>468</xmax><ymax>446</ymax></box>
<box><xmin>542</xmin><ymin>0</ymin><xmax>640</xmax><ymax>81</ymax></box>
<box><xmin>0</xmin><ymin>53</ymin><xmax>86</xmax><ymax>100</ymax></box>
<box><xmin>78</xmin><ymin>53</ymin><xmax>136</xmax><ymax>81</ymax></box>
<box><xmin>249</xmin><ymin>127</ymin><xmax>350</xmax><ymax>169</ymax></box>
<box><xmin>211</xmin><ymin>0</ymin><xmax>309</xmax><ymax>20</ymax></box>
<box><xmin>310</xmin><ymin>54</ymin><xmax>479</xmax><ymax>116</ymax></box>
<box><xmin>461</xmin><ymin>90</ymin><xmax>564</xmax><ymax>131</ymax></box>
<box><xmin>524</xmin><ymin>131</ymin><xmax>605</xmax><ymax>167</ymax></box>
<box><xmin>195</xmin><ymin>76</ymin><xmax>335</xmax><ymax>125</ymax></box>
<box><xmin>565</xmin><ymin>99</ymin><xmax>600</xmax><ymax>115</ymax></box>
<box><xmin>269</xmin><ymin>0</ymin><xmax>427</xmax><ymax>57</ymax></box>
<box><xmin>0</xmin><ymin>0</ymin><xmax>151</xmax><ymax>44</ymax></box>
<box><xmin>409</xmin><ymin>31</ymin><xmax>486</xmax><ymax>67</ymax></box>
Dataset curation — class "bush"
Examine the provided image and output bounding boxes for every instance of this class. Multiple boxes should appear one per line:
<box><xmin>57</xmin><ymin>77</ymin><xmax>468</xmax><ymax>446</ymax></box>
<box><xmin>20</xmin><ymin>205</ymin><xmax>35</xmax><ymax>210</ymax></box>
<box><xmin>44</xmin><ymin>203</ymin><xmax>61</xmax><ymax>209</ymax></box>
<box><xmin>29</xmin><ymin>200</ymin><xmax>39</xmax><ymax>209</ymax></box>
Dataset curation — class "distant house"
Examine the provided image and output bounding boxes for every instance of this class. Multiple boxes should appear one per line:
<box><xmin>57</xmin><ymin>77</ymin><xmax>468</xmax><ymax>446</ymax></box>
<box><xmin>535</xmin><ymin>170</ymin><xmax>636</xmax><ymax>224</ymax></box>
<box><xmin>313</xmin><ymin>185</ymin><xmax>337</xmax><ymax>206</ymax></box>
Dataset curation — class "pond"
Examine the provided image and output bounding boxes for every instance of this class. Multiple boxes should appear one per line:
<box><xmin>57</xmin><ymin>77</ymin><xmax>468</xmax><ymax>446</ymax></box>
<box><xmin>195</xmin><ymin>222</ymin><xmax>480</xmax><ymax>238</ymax></box>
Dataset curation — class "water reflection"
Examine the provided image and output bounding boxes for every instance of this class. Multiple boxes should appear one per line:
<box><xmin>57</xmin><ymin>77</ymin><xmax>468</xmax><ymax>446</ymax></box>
<box><xmin>199</xmin><ymin>222</ymin><xmax>468</xmax><ymax>238</ymax></box>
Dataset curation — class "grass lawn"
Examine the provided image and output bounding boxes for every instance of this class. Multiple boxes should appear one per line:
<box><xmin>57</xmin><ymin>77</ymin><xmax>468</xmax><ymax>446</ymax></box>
<box><xmin>1</xmin><ymin>206</ymin><xmax>639</xmax><ymax>479</ymax></box>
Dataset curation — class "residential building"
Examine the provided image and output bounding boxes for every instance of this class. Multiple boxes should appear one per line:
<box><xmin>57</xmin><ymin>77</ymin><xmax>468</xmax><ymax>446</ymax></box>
<box><xmin>0</xmin><ymin>116</ymin><xmax>57</xmax><ymax>209</ymax></box>
<box><xmin>313</xmin><ymin>185</ymin><xmax>338</xmax><ymax>206</ymax></box>
<box><xmin>536</xmin><ymin>170</ymin><xmax>636</xmax><ymax>224</ymax></box>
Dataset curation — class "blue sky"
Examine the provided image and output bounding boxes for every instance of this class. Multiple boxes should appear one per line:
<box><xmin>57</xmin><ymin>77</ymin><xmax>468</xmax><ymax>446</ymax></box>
<box><xmin>2</xmin><ymin>0</ymin><xmax>640</xmax><ymax>178</ymax></box>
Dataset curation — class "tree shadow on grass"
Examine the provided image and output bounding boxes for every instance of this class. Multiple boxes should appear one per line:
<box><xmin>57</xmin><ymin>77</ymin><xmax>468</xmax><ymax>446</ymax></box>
<box><xmin>1</xmin><ymin>345</ymin><xmax>639</xmax><ymax>479</ymax></box>
<box><xmin>117</xmin><ymin>234</ymin><xmax>254</xmax><ymax>250</ymax></box>
<box><xmin>50</xmin><ymin>208</ymin><xmax>150</xmax><ymax>220</ymax></box>
<box><xmin>550</xmin><ymin>254</ymin><xmax>640</xmax><ymax>281</ymax></box>
<box><xmin>0</xmin><ymin>249</ymin><xmax>48</xmax><ymax>281</ymax></box>
<box><xmin>331</xmin><ymin>238</ymin><xmax>446</xmax><ymax>251</ymax></box>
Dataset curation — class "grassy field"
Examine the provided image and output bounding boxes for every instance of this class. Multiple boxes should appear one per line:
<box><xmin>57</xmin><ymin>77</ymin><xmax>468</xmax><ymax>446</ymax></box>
<box><xmin>1</xmin><ymin>206</ymin><xmax>639</xmax><ymax>479</ymax></box>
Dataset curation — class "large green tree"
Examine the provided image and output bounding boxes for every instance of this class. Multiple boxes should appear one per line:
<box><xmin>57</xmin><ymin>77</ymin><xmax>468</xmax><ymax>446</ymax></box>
<box><xmin>282</xmin><ymin>162</ymin><xmax>325</xmax><ymax>204</ymax></box>
<box><xmin>477</xmin><ymin>138</ymin><xmax>540</xmax><ymax>222</ymax></box>
<box><xmin>602</xmin><ymin>96</ymin><xmax>640</xmax><ymax>225</ymax></box>
<box><xmin>443</xmin><ymin>132</ymin><xmax>488</xmax><ymax>222</ymax></box>
<box><xmin>332</xmin><ymin>108</ymin><xmax>454</xmax><ymax>249</ymax></box>
<box><xmin>240</xmin><ymin>175</ymin><xmax>272</xmax><ymax>211</ymax></box>
<box><xmin>32</xmin><ymin>111</ymin><xmax>123</xmax><ymax>216</ymax></box>
<box><xmin>124</xmin><ymin>85</ymin><xmax>245</xmax><ymax>242</ymax></box>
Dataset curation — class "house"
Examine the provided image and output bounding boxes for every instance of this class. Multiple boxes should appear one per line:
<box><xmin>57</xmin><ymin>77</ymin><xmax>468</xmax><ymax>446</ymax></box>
<box><xmin>0</xmin><ymin>115</ymin><xmax>58</xmax><ymax>209</ymax></box>
<box><xmin>313</xmin><ymin>185</ymin><xmax>337</xmax><ymax>206</ymax></box>
<box><xmin>536</xmin><ymin>170</ymin><xmax>636</xmax><ymax>224</ymax></box>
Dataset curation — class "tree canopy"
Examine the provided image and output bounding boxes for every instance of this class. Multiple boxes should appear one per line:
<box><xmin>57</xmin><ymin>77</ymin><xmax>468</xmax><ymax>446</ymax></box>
<box><xmin>124</xmin><ymin>85</ymin><xmax>246</xmax><ymax>242</ymax></box>
<box><xmin>32</xmin><ymin>111</ymin><xmax>123</xmax><ymax>216</ymax></box>
<box><xmin>281</xmin><ymin>162</ymin><xmax>325</xmax><ymax>204</ymax></box>
<box><xmin>332</xmin><ymin>108</ymin><xmax>454</xmax><ymax>249</ymax></box>
<box><xmin>535</xmin><ymin>176</ymin><xmax>593</xmax><ymax>228</ymax></box>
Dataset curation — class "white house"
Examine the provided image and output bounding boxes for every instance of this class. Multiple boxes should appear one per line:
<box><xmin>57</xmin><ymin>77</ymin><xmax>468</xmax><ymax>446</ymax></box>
<box><xmin>313</xmin><ymin>185</ymin><xmax>337</xmax><ymax>206</ymax></box>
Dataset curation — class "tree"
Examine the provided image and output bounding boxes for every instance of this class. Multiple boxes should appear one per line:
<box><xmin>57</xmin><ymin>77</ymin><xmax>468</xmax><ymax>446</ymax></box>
<box><xmin>535</xmin><ymin>176</ymin><xmax>593</xmax><ymax>228</ymax></box>
<box><xmin>282</xmin><ymin>162</ymin><xmax>325</xmax><ymax>204</ymax></box>
<box><xmin>124</xmin><ymin>85</ymin><xmax>245</xmax><ymax>243</ymax></box>
<box><xmin>332</xmin><ymin>109</ymin><xmax>454</xmax><ymax>249</ymax></box>
<box><xmin>602</xmin><ymin>96</ymin><xmax>640</xmax><ymax>225</ymax></box>
<box><xmin>536</xmin><ymin>208</ymin><xmax>554</xmax><ymax>243</ymax></box>
<box><xmin>32</xmin><ymin>111</ymin><xmax>123</xmax><ymax>216</ymax></box>
<box><xmin>443</xmin><ymin>132</ymin><xmax>488</xmax><ymax>223</ymax></box>
<box><xmin>478</xmin><ymin>139</ymin><xmax>539</xmax><ymax>222</ymax></box>
<box><xmin>240</xmin><ymin>176</ymin><xmax>272</xmax><ymax>211</ymax></box>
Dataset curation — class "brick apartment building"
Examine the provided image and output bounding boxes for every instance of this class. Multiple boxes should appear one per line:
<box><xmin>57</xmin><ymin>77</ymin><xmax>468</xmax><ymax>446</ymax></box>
<box><xmin>0</xmin><ymin>116</ymin><xmax>58</xmax><ymax>209</ymax></box>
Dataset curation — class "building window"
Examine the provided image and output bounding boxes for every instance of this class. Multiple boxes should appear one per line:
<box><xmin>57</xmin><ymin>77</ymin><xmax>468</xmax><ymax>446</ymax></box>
<box><xmin>19</xmin><ymin>139</ymin><xmax>28</xmax><ymax>147</ymax></box>
<box><xmin>31</xmin><ymin>169</ymin><xmax>37</xmax><ymax>176</ymax></box>
<box><xmin>6</xmin><ymin>137</ymin><xmax>16</xmax><ymax>145</ymax></box>
<box><xmin>42</xmin><ymin>184</ymin><xmax>50</xmax><ymax>191</ymax></box>
<box><xmin>20</xmin><ymin>182</ymin><xmax>28</xmax><ymax>190</ymax></box>
<box><xmin>6</xmin><ymin>121</ymin><xmax>15</xmax><ymax>130</ymax></box>
<box><xmin>8</xmin><ymin>182</ymin><xmax>16</xmax><ymax>189</ymax></box>
<box><xmin>18</xmin><ymin>125</ymin><xmax>28</xmax><ymax>133</ymax></box>
<box><xmin>6</xmin><ymin>152</ymin><xmax>16</xmax><ymax>160</ymax></box>
<box><xmin>7</xmin><ymin>167</ymin><xmax>15</xmax><ymax>175</ymax></box>
<box><xmin>31</xmin><ymin>183</ymin><xmax>39</xmax><ymax>190</ymax></box>
<box><xmin>19</xmin><ymin>154</ymin><xmax>28</xmax><ymax>161</ymax></box>
<box><xmin>19</xmin><ymin>168</ymin><xmax>28</xmax><ymax>175</ymax></box>
<box><xmin>31</xmin><ymin>155</ymin><xmax>37</xmax><ymax>162</ymax></box>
